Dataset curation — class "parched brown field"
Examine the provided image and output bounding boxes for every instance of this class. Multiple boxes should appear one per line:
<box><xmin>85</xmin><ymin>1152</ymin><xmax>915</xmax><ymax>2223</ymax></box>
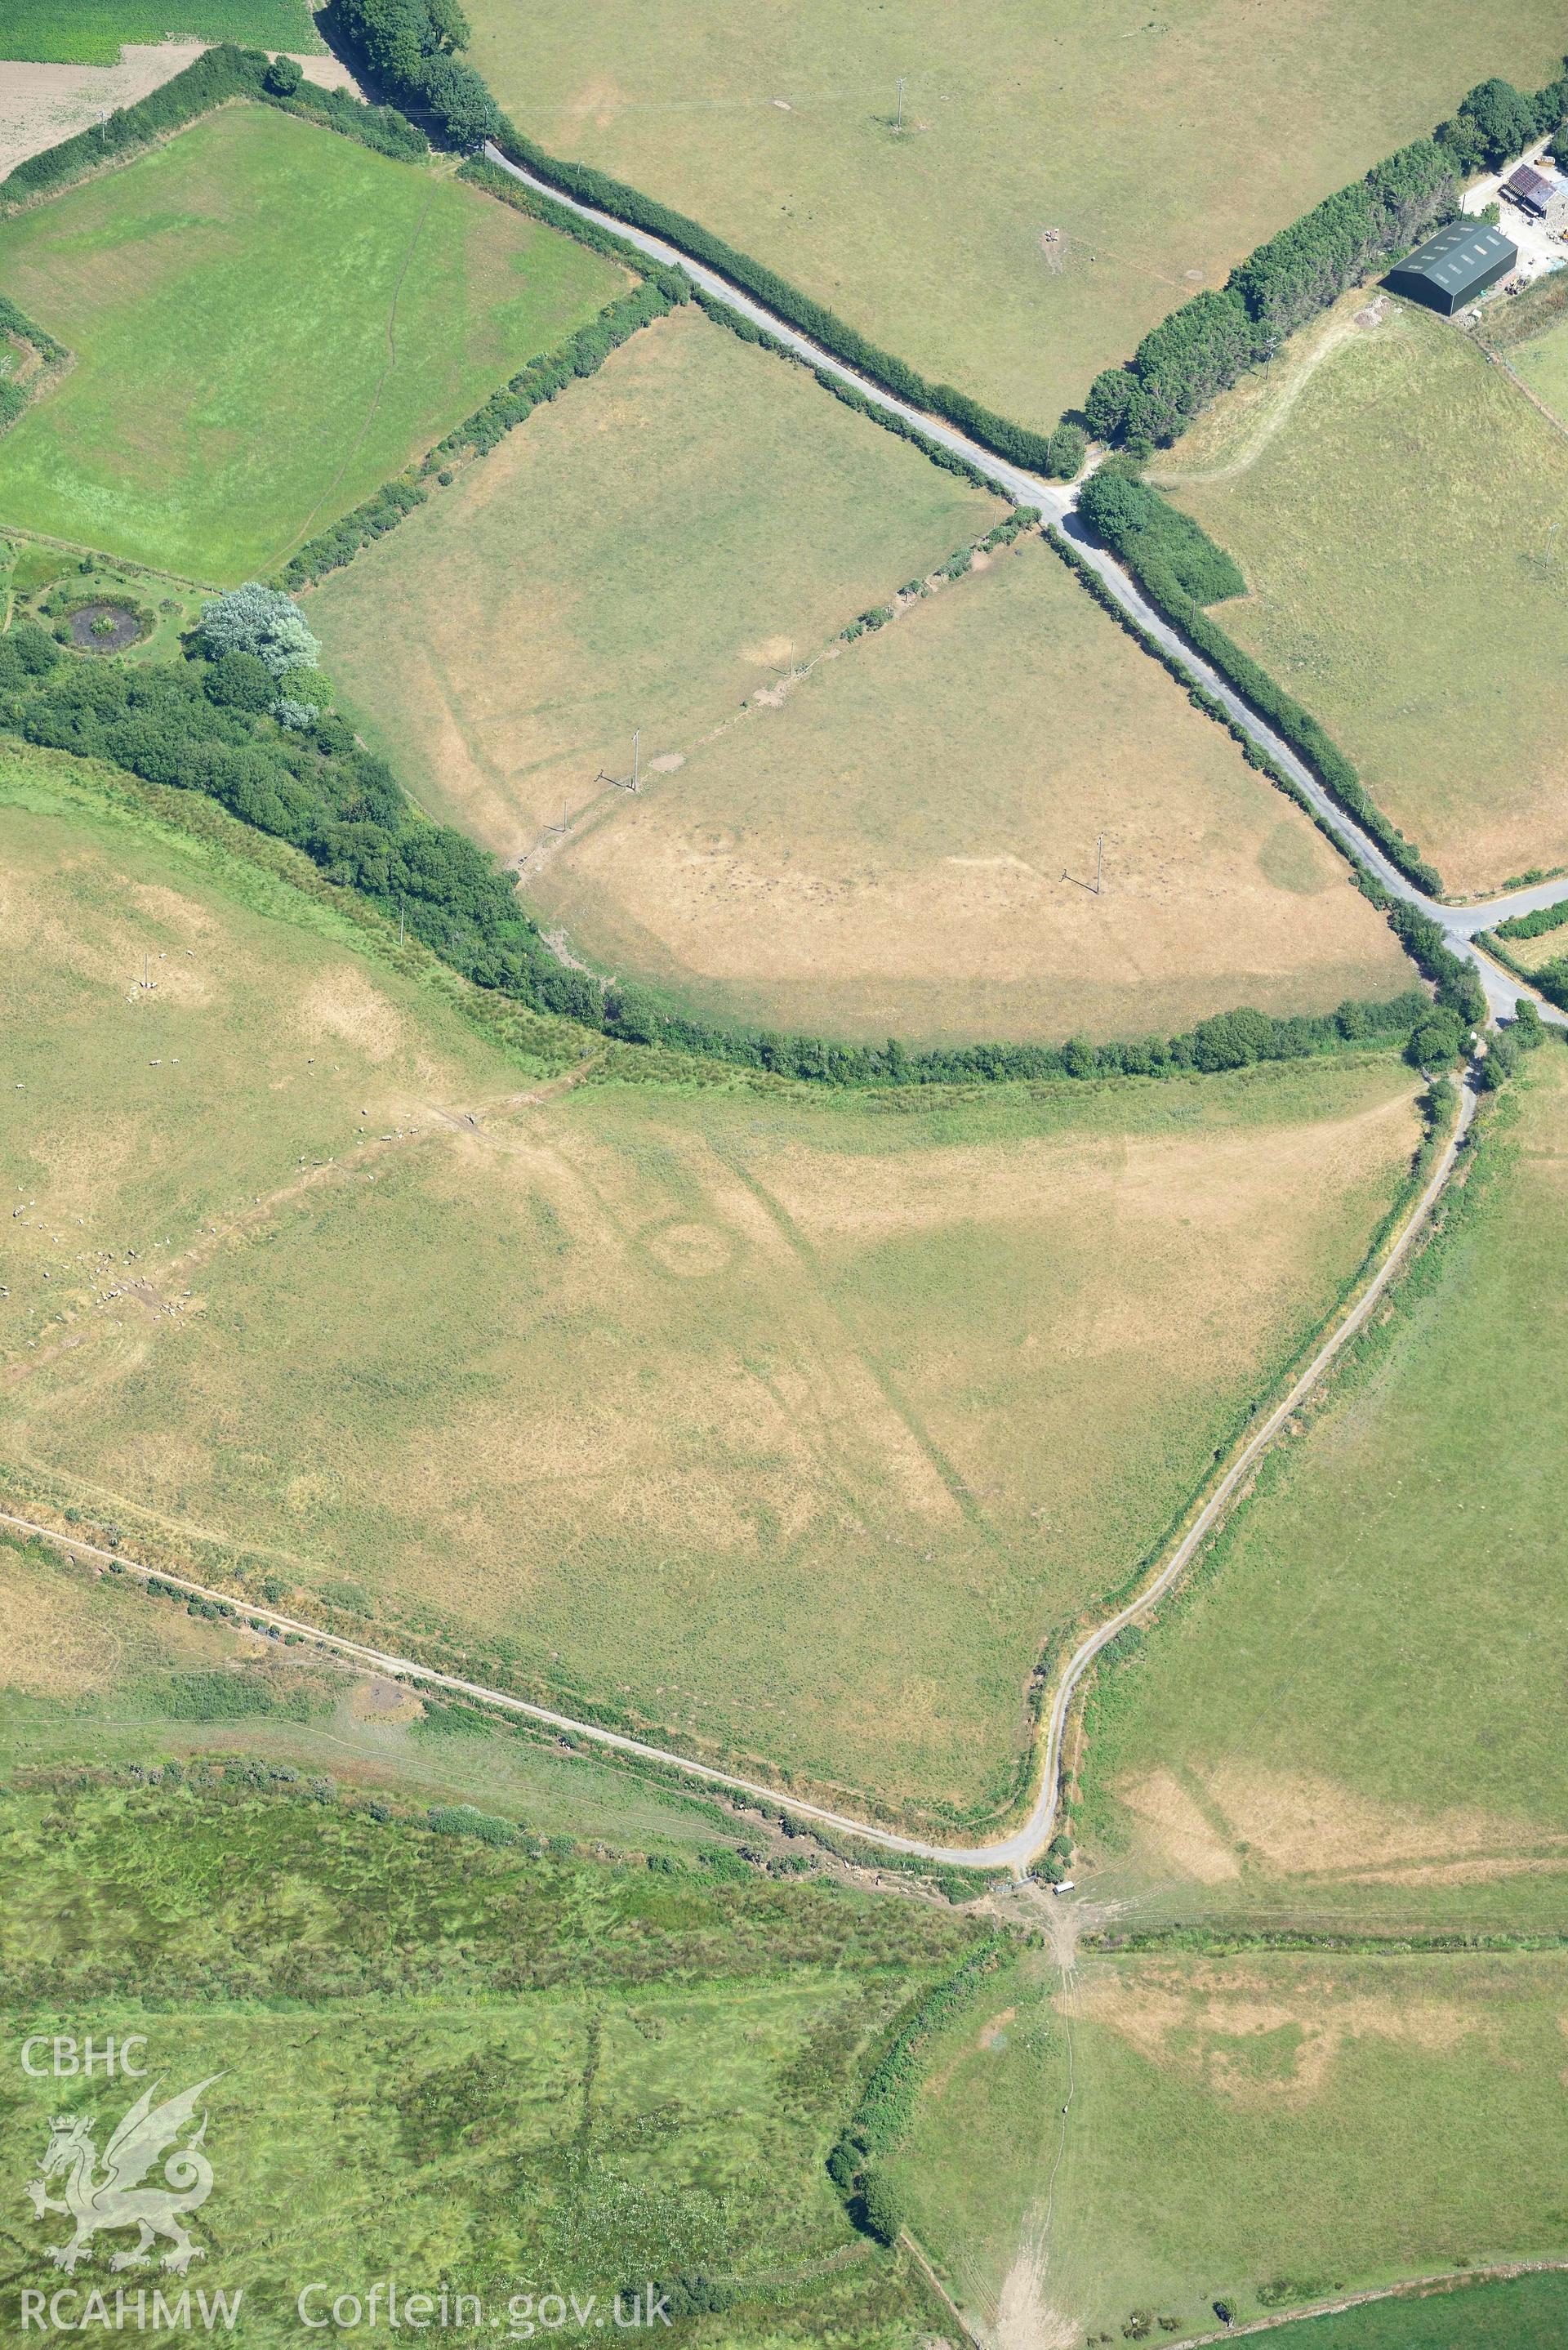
<box><xmin>528</xmin><ymin>531</ymin><xmax>1412</xmax><ymax>1045</ymax></box>
<box><xmin>0</xmin><ymin>755</ymin><xmax>1427</xmax><ymax>1817</ymax></box>
<box><xmin>311</xmin><ymin>301</ymin><xmax>1002</xmax><ymax>862</ymax></box>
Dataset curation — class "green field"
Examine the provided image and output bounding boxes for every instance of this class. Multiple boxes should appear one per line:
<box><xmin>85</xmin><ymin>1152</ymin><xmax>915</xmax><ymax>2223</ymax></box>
<box><xmin>312</xmin><ymin>301</ymin><xmax>1004</xmax><ymax>875</ymax></box>
<box><xmin>0</xmin><ymin>1531</ymin><xmax>785</xmax><ymax>1860</ymax></box>
<box><xmin>1160</xmin><ymin>294</ymin><xmax>1568</xmax><ymax>894</ymax></box>
<box><xmin>0</xmin><ymin>103</ymin><xmax>621</xmax><ymax>580</ymax></box>
<box><xmin>895</xmin><ymin>1941</ymin><xmax>1568</xmax><ymax>2345</ymax></box>
<box><xmin>520</xmin><ymin>528</ymin><xmax>1411</xmax><ymax>1046</ymax></box>
<box><xmin>0</xmin><ymin>2</ymin><xmax>320</xmax><ymax>63</ymax></box>
<box><xmin>465</xmin><ymin>0</ymin><xmax>1567</xmax><ymax>431</ymax></box>
<box><xmin>0</xmin><ymin>1765</ymin><xmax>972</xmax><ymax>2344</ymax></box>
<box><xmin>1262</xmin><ymin>2272</ymin><xmax>1568</xmax><ymax>2348</ymax></box>
<box><xmin>1071</xmin><ymin>1048</ymin><xmax>1568</xmax><ymax>1938</ymax></box>
<box><xmin>0</xmin><ymin>743</ymin><xmax>1425</xmax><ymax>1822</ymax></box>
<box><xmin>1511</xmin><ymin>310</ymin><xmax>1568</xmax><ymax>425</ymax></box>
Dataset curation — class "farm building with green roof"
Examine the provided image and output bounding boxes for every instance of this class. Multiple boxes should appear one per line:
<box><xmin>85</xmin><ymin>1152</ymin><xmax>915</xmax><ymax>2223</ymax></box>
<box><xmin>1385</xmin><ymin>220</ymin><xmax>1517</xmax><ymax>314</ymax></box>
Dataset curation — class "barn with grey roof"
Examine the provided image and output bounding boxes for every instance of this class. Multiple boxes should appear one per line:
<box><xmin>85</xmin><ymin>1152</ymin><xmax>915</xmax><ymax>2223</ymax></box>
<box><xmin>1385</xmin><ymin>221</ymin><xmax>1517</xmax><ymax>314</ymax></box>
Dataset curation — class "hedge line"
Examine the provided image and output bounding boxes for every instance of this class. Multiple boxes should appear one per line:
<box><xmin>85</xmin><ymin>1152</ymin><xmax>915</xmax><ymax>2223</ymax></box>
<box><xmin>826</xmin><ymin>1937</ymin><xmax>1006</xmax><ymax>2200</ymax></box>
<box><xmin>0</xmin><ymin>294</ymin><xmax>66</xmax><ymax>368</ymax></box>
<box><xmin>1087</xmin><ymin>60</ymin><xmax>1568</xmax><ymax>450</ymax></box>
<box><xmin>0</xmin><ymin>615</ymin><xmax>1441</xmax><ymax>1088</ymax></box>
<box><xmin>685</xmin><ymin>282</ymin><xmax>1012</xmax><ymax>497</ymax></box>
<box><xmin>1480</xmin><ymin>930</ymin><xmax>1568</xmax><ymax>1013</ymax></box>
<box><xmin>265</xmin><ymin>74</ymin><xmax>430</xmax><ymax>163</ymax></box>
<box><xmin>0</xmin><ymin>42</ymin><xmax>262</xmax><ymax>204</ymax></box>
<box><xmin>0</xmin><ymin>42</ymin><xmax>430</xmax><ymax>208</ymax></box>
<box><xmin>1495</xmin><ymin>895</ymin><xmax>1568</xmax><ymax>942</ymax></box>
<box><xmin>280</xmin><ymin>274</ymin><xmax>684</xmax><ymax>586</ymax></box>
<box><xmin>332</xmin><ymin>0</ymin><xmax>1064</xmax><ymax>497</ymax></box>
<box><xmin>1069</xmin><ymin>473</ymin><xmax>1443</xmax><ymax>893</ymax></box>
<box><xmin>480</xmin><ymin>127</ymin><xmax>1067</xmax><ymax>472</ymax></box>
<box><xmin>0</xmin><ymin>294</ymin><xmax>67</xmax><ymax>435</ymax></box>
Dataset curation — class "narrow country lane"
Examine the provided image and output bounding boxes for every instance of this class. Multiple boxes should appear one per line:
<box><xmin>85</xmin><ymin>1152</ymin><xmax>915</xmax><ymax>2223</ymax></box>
<box><xmin>482</xmin><ymin>143</ymin><xmax>1568</xmax><ymax>1025</ymax></box>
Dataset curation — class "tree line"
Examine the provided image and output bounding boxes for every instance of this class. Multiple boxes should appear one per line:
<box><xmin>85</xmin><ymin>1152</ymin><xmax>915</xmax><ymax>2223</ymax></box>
<box><xmin>0</xmin><ymin>611</ymin><xmax>1449</xmax><ymax>1088</ymax></box>
<box><xmin>1087</xmin><ymin>65</ymin><xmax>1568</xmax><ymax>451</ymax></box>
<box><xmin>0</xmin><ymin>42</ymin><xmax>428</xmax><ymax>209</ymax></box>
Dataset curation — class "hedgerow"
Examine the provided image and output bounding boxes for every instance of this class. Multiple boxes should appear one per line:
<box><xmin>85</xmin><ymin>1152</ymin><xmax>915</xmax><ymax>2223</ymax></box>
<box><xmin>1069</xmin><ymin>476</ymin><xmax>1443</xmax><ymax>894</ymax></box>
<box><xmin>1495</xmin><ymin>896</ymin><xmax>1568</xmax><ymax>943</ymax></box>
<box><xmin>0</xmin><ymin>616</ymin><xmax>1436</xmax><ymax>1086</ymax></box>
<box><xmin>1087</xmin><ymin>61</ymin><xmax>1568</xmax><ymax>451</ymax></box>
<box><xmin>0</xmin><ymin>39</ymin><xmax>430</xmax><ymax>213</ymax></box>
<box><xmin>0</xmin><ymin>293</ymin><xmax>69</xmax><ymax>431</ymax></box>
<box><xmin>0</xmin><ymin>42</ymin><xmax>267</xmax><ymax>205</ymax></box>
<box><xmin>826</xmin><ymin>1937</ymin><xmax>1006</xmax><ymax>2202</ymax></box>
<box><xmin>280</xmin><ymin>278</ymin><xmax>683</xmax><ymax>586</ymax></box>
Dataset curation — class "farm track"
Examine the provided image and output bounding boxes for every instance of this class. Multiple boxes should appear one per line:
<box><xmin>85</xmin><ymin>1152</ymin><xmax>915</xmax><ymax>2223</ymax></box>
<box><xmin>0</xmin><ymin>1055</ymin><xmax>1481</xmax><ymax>1873</ymax></box>
<box><xmin>6</xmin><ymin>145</ymin><xmax>1562</xmax><ymax>1878</ymax></box>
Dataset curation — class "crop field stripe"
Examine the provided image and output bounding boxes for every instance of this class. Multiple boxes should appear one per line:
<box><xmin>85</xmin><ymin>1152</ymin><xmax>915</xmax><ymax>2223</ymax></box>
<box><xmin>278</xmin><ymin>178</ymin><xmax>438</xmax><ymax>561</ymax></box>
<box><xmin>0</xmin><ymin>5</ymin><xmax>323</xmax><ymax>65</ymax></box>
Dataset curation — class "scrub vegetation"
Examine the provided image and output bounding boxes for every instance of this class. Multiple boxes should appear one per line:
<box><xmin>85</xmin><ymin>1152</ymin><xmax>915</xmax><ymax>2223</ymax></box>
<box><xmin>0</xmin><ymin>1764</ymin><xmax>977</xmax><ymax>2344</ymax></box>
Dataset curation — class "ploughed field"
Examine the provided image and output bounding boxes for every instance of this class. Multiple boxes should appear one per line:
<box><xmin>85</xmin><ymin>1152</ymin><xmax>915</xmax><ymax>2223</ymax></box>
<box><xmin>0</xmin><ymin>101</ymin><xmax>622</xmax><ymax>580</ymax></box>
<box><xmin>465</xmin><ymin>0</ymin><xmax>1568</xmax><ymax>430</ymax></box>
<box><xmin>1159</xmin><ymin>292</ymin><xmax>1568</xmax><ymax>895</ymax></box>
<box><xmin>893</xmin><ymin>1936</ymin><xmax>1568</xmax><ymax>2347</ymax></box>
<box><xmin>0</xmin><ymin>747</ymin><xmax>1423</xmax><ymax>1822</ymax></box>
<box><xmin>1073</xmin><ymin>1050</ymin><xmax>1568</xmax><ymax>1940</ymax></box>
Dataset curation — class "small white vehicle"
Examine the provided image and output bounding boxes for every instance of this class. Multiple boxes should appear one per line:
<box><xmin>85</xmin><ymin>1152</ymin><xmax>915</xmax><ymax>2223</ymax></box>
<box><xmin>1051</xmin><ymin>1878</ymin><xmax>1076</xmax><ymax>1896</ymax></box>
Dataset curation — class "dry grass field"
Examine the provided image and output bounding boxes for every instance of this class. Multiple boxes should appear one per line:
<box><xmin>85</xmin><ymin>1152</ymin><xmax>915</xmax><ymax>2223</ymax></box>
<box><xmin>0</xmin><ymin>749</ymin><xmax>1427</xmax><ymax>1820</ymax></box>
<box><xmin>1071</xmin><ymin>1050</ymin><xmax>1568</xmax><ymax>1938</ymax></box>
<box><xmin>1159</xmin><ymin>294</ymin><xmax>1568</xmax><ymax>894</ymax></box>
<box><xmin>464</xmin><ymin>0</ymin><xmax>1568</xmax><ymax>430</ymax></box>
<box><xmin>1509</xmin><ymin>305</ymin><xmax>1568</xmax><ymax>427</ymax></box>
<box><xmin>0</xmin><ymin>103</ymin><xmax>621</xmax><ymax>580</ymax></box>
<box><xmin>894</xmin><ymin>1939</ymin><xmax>1568</xmax><ymax>2346</ymax></box>
<box><xmin>0</xmin><ymin>1534</ymin><xmax>772</xmax><ymax>1856</ymax></box>
<box><xmin>525</xmin><ymin>530</ymin><xmax>1412</xmax><ymax>1046</ymax></box>
<box><xmin>310</xmin><ymin>302</ymin><xmax>1003</xmax><ymax>863</ymax></box>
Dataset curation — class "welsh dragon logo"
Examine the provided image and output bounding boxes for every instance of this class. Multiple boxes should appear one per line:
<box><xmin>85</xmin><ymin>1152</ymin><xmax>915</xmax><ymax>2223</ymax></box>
<box><xmin>26</xmin><ymin>2076</ymin><xmax>221</xmax><ymax>2276</ymax></box>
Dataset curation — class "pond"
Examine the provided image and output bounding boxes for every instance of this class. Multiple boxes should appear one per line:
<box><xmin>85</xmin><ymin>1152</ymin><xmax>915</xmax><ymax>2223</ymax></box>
<box><xmin>69</xmin><ymin>601</ymin><xmax>141</xmax><ymax>653</ymax></box>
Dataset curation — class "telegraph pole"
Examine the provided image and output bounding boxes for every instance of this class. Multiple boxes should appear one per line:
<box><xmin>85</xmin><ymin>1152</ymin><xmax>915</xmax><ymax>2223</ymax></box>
<box><xmin>895</xmin><ymin>75</ymin><xmax>905</xmax><ymax>133</ymax></box>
